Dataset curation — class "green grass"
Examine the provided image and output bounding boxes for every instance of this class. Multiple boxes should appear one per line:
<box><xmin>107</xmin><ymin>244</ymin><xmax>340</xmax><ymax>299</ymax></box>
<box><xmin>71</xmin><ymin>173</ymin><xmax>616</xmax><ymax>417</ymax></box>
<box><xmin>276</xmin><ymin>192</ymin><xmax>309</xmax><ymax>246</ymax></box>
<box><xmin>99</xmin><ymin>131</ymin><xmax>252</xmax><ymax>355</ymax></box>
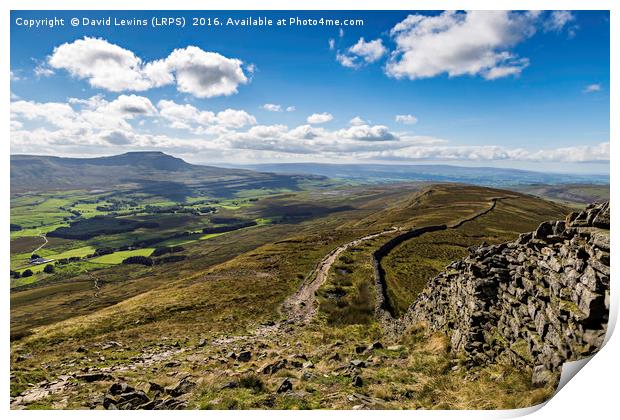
<box><xmin>46</xmin><ymin>246</ymin><xmax>97</xmax><ymax>260</ymax></box>
<box><xmin>381</xmin><ymin>191</ymin><xmax>569</xmax><ymax>315</ymax></box>
<box><xmin>89</xmin><ymin>248</ymin><xmax>154</xmax><ymax>264</ymax></box>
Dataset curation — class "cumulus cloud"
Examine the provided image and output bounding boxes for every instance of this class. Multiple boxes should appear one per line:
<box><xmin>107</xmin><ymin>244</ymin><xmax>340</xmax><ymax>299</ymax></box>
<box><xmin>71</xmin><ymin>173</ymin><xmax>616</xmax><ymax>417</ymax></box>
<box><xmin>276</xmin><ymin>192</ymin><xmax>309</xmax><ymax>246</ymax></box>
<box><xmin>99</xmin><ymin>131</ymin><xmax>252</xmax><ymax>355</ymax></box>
<box><xmin>162</xmin><ymin>46</ymin><xmax>248</xmax><ymax>98</ymax></box>
<box><xmin>386</xmin><ymin>11</ymin><xmax>539</xmax><ymax>80</ymax></box>
<box><xmin>336</xmin><ymin>53</ymin><xmax>358</xmax><ymax>69</ymax></box>
<box><xmin>336</xmin><ymin>37</ymin><xmax>386</xmax><ymax>68</ymax></box>
<box><xmin>158</xmin><ymin>99</ymin><xmax>215</xmax><ymax>129</ymax></box>
<box><xmin>215</xmin><ymin>108</ymin><xmax>257</xmax><ymax>128</ymax></box>
<box><xmin>335</xmin><ymin>124</ymin><xmax>397</xmax><ymax>141</ymax></box>
<box><xmin>101</xmin><ymin>130</ymin><xmax>133</xmax><ymax>145</ymax></box>
<box><xmin>11</xmin><ymin>100</ymin><xmax>77</xmax><ymax>128</ymax></box>
<box><xmin>105</xmin><ymin>94</ymin><xmax>157</xmax><ymax>117</ymax></box>
<box><xmin>349</xmin><ymin>38</ymin><xmax>387</xmax><ymax>63</ymax></box>
<box><xmin>48</xmin><ymin>37</ymin><xmax>159</xmax><ymax>91</ymax></box>
<box><xmin>261</xmin><ymin>103</ymin><xmax>282</xmax><ymax>112</ymax></box>
<box><xmin>48</xmin><ymin>37</ymin><xmax>248</xmax><ymax>97</ymax></box>
<box><xmin>307</xmin><ymin>112</ymin><xmax>334</xmax><ymax>124</ymax></box>
<box><xmin>395</xmin><ymin>114</ymin><xmax>418</xmax><ymax>125</ymax></box>
<box><xmin>349</xmin><ymin>116</ymin><xmax>366</xmax><ymax>126</ymax></box>
<box><xmin>286</xmin><ymin>106</ymin><xmax>296</xmax><ymax>112</ymax></box>
<box><xmin>584</xmin><ymin>83</ymin><xmax>602</xmax><ymax>93</ymax></box>
<box><xmin>157</xmin><ymin>99</ymin><xmax>255</xmax><ymax>130</ymax></box>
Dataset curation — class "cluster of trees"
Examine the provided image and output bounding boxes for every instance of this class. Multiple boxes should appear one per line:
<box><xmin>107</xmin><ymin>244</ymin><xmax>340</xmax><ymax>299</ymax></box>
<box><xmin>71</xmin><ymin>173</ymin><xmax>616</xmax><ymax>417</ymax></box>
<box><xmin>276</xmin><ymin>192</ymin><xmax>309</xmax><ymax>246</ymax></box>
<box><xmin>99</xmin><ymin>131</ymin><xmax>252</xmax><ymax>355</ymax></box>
<box><xmin>10</xmin><ymin>264</ymin><xmax>54</xmax><ymax>279</ymax></box>
<box><xmin>121</xmin><ymin>253</ymin><xmax>188</xmax><ymax>266</ymax></box>
<box><xmin>48</xmin><ymin>216</ymin><xmax>159</xmax><ymax>240</ymax></box>
<box><xmin>155</xmin><ymin>255</ymin><xmax>187</xmax><ymax>264</ymax></box>
<box><xmin>143</xmin><ymin>204</ymin><xmax>216</xmax><ymax>216</ymax></box>
<box><xmin>121</xmin><ymin>256</ymin><xmax>154</xmax><ymax>266</ymax></box>
<box><xmin>202</xmin><ymin>220</ymin><xmax>257</xmax><ymax>235</ymax></box>
<box><xmin>152</xmin><ymin>245</ymin><xmax>185</xmax><ymax>257</ymax></box>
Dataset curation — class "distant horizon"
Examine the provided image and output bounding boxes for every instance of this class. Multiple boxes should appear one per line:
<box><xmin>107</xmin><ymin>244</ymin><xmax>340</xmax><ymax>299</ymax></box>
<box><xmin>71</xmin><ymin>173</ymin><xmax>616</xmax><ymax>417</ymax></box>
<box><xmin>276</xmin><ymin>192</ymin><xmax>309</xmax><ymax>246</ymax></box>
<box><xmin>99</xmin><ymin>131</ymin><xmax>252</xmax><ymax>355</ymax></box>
<box><xmin>10</xmin><ymin>150</ymin><xmax>610</xmax><ymax>178</ymax></box>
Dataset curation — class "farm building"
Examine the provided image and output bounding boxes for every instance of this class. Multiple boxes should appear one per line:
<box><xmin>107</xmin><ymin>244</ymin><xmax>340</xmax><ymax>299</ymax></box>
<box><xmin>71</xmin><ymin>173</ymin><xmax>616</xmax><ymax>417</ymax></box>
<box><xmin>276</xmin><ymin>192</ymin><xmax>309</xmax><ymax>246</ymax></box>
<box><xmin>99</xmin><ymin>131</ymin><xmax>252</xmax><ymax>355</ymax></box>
<box><xmin>29</xmin><ymin>257</ymin><xmax>54</xmax><ymax>265</ymax></box>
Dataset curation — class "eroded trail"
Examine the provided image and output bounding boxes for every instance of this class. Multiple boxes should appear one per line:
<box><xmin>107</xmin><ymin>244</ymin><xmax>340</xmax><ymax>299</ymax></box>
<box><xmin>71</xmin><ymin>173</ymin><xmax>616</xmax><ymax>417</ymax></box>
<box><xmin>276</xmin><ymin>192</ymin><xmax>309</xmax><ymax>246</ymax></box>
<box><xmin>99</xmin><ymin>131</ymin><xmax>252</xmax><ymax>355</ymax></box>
<box><xmin>210</xmin><ymin>227</ymin><xmax>400</xmax><ymax>347</ymax></box>
<box><xmin>32</xmin><ymin>234</ymin><xmax>48</xmax><ymax>254</ymax></box>
<box><xmin>281</xmin><ymin>228</ymin><xmax>400</xmax><ymax>325</ymax></box>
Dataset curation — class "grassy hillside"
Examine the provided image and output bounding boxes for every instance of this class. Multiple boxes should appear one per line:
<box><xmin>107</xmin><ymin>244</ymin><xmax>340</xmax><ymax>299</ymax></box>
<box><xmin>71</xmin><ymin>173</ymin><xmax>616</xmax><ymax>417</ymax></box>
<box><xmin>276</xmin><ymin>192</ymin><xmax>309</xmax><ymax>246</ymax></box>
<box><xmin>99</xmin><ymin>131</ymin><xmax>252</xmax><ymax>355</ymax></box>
<box><xmin>11</xmin><ymin>183</ymin><xmax>570</xmax><ymax>409</ymax></box>
<box><xmin>512</xmin><ymin>183</ymin><xmax>610</xmax><ymax>207</ymax></box>
<box><xmin>10</xmin><ymin>152</ymin><xmax>330</xmax><ymax>196</ymax></box>
<box><xmin>380</xmin><ymin>188</ymin><xmax>569</xmax><ymax>315</ymax></box>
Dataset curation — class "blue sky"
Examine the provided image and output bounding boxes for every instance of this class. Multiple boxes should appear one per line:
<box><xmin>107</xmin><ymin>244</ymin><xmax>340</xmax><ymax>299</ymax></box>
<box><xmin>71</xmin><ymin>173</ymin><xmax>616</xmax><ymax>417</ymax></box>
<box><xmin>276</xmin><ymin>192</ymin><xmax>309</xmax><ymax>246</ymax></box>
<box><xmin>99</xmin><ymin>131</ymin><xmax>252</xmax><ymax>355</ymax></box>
<box><xmin>10</xmin><ymin>10</ymin><xmax>610</xmax><ymax>174</ymax></box>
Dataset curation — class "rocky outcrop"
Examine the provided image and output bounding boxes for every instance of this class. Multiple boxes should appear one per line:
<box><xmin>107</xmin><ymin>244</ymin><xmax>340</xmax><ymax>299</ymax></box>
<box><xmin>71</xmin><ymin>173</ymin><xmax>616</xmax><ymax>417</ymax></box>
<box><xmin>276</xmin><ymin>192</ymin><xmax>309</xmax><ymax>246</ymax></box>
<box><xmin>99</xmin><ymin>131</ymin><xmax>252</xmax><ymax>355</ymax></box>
<box><xmin>406</xmin><ymin>202</ymin><xmax>610</xmax><ymax>382</ymax></box>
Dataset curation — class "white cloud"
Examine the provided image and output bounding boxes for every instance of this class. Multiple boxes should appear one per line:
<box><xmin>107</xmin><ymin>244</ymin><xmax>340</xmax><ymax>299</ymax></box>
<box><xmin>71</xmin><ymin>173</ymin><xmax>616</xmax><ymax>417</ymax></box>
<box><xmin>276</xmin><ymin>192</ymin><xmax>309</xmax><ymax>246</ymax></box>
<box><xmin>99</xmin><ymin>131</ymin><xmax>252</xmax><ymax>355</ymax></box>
<box><xmin>10</xmin><ymin>70</ymin><xmax>21</xmax><ymax>81</ymax></box>
<box><xmin>336</xmin><ymin>53</ymin><xmax>358</xmax><ymax>69</ymax></box>
<box><xmin>261</xmin><ymin>103</ymin><xmax>282</xmax><ymax>112</ymax></box>
<box><xmin>11</xmin><ymin>100</ymin><xmax>77</xmax><ymax>128</ymax></box>
<box><xmin>49</xmin><ymin>37</ymin><xmax>158</xmax><ymax>91</ymax></box>
<box><xmin>162</xmin><ymin>46</ymin><xmax>248</xmax><ymax>98</ymax></box>
<box><xmin>34</xmin><ymin>64</ymin><xmax>54</xmax><ymax>78</ymax></box>
<box><xmin>362</xmin><ymin>142</ymin><xmax>609</xmax><ymax>163</ymax></box>
<box><xmin>335</xmin><ymin>124</ymin><xmax>397</xmax><ymax>141</ymax></box>
<box><xmin>286</xmin><ymin>106</ymin><xmax>296</xmax><ymax>112</ymax></box>
<box><xmin>288</xmin><ymin>124</ymin><xmax>326</xmax><ymax>140</ymax></box>
<box><xmin>349</xmin><ymin>38</ymin><xmax>387</xmax><ymax>63</ymax></box>
<box><xmin>584</xmin><ymin>83</ymin><xmax>602</xmax><ymax>93</ymax></box>
<box><xmin>482</xmin><ymin>59</ymin><xmax>529</xmax><ymax>80</ymax></box>
<box><xmin>48</xmin><ymin>37</ymin><xmax>248</xmax><ymax>97</ymax></box>
<box><xmin>68</xmin><ymin>94</ymin><xmax>107</xmax><ymax>110</ymax></box>
<box><xmin>336</xmin><ymin>37</ymin><xmax>387</xmax><ymax>68</ymax></box>
<box><xmin>349</xmin><ymin>116</ymin><xmax>366</xmax><ymax>126</ymax></box>
<box><xmin>158</xmin><ymin>99</ymin><xmax>214</xmax><ymax>128</ymax></box>
<box><xmin>328</xmin><ymin>38</ymin><xmax>335</xmax><ymax>50</ymax></box>
<box><xmin>104</xmin><ymin>94</ymin><xmax>157</xmax><ymax>117</ymax></box>
<box><xmin>100</xmin><ymin>130</ymin><xmax>134</xmax><ymax>145</ymax></box>
<box><xmin>544</xmin><ymin>11</ymin><xmax>575</xmax><ymax>32</ymax></box>
<box><xmin>215</xmin><ymin>109</ymin><xmax>256</xmax><ymax>128</ymax></box>
<box><xmin>395</xmin><ymin>114</ymin><xmax>418</xmax><ymax>125</ymax></box>
<box><xmin>157</xmin><ymin>99</ymin><xmax>255</xmax><ymax>130</ymax></box>
<box><xmin>307</xmin><ymin>112</ymin><xmax>334</xmax><ymax>124</ymax></box>
<box><xmin>386</xmin><ymin>11</ymin><xmax>539</xmax><ymax>80</ymax></box>
<box><xmin>527</xmin><ymin>142</ymin><xmax>609</xmax><ymax>163</ymax></box>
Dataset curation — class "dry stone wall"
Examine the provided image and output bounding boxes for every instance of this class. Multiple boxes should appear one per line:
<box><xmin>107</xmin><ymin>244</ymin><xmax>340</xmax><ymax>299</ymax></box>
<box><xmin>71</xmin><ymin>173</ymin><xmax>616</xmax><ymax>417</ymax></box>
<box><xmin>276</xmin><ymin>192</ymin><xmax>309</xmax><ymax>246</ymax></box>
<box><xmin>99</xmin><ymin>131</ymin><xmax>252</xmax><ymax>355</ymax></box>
<box><xmin>406</xmin><ymin>202</ymin><xmax>610</xmax><ymax>384</ymax></box>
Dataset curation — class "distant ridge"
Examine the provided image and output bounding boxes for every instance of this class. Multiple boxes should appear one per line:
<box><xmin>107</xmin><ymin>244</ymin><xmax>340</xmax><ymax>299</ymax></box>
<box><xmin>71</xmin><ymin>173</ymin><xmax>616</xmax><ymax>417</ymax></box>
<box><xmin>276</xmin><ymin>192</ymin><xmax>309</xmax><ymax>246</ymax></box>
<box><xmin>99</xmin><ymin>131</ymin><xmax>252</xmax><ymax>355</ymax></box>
<box><xmin>12</xmin><ymin>151</ymin><xmax>192</xmax><ymax>171</ymax></box>
<box><xmin>238</xmin><ymin>162</ymin><xmax>609</xmax><ymax>187</ymax></box>
<box><xmin>10</xmin><ymin>152</ymin><xmax>326</xmax><ymax>195</ymax></box>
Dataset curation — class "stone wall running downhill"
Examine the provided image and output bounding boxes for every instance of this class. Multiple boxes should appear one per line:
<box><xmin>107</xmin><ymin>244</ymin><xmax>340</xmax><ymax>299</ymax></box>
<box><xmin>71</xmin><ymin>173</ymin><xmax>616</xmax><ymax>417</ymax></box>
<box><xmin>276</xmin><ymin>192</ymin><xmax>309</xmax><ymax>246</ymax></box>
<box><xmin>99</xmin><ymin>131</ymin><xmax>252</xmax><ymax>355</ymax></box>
<box><xmin>405</xmin><ymin>202</ymin><xmax>610</xmax><ymax>386</ymax></box>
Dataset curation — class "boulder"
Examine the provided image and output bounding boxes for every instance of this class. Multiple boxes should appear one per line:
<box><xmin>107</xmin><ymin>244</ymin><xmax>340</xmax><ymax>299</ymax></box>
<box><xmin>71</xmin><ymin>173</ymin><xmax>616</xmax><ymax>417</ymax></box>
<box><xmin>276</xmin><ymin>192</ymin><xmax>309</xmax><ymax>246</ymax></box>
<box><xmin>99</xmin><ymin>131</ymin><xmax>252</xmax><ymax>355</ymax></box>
<box><xmin>237</xmin><ymin>351</ymin><xmax>252</xmax><ymax>362</ymax></box>
<box><xmin>277</xmin><ymin>377</ymin><xmax>293</xmax><ymax>393</ymax></box>
<box><xmin>165</xmin><ymin>377</ymin><xmax>196</xmax><ymax>397</ymax></box>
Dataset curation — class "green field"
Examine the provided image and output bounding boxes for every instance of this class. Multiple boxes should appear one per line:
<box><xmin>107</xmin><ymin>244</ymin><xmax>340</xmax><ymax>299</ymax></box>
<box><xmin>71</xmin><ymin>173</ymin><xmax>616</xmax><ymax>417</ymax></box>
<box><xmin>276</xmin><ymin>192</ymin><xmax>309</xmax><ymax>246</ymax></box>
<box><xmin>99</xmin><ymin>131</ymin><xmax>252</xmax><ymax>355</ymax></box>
<box><xmin>89</xmin><ymin>248</ymin><xmax>155</xmax><ymax>264</ymax></box>
<box><xmin>45</xmin><ymin>246</ymin><xmax>97</xmax><ymax>260</ymax></box>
